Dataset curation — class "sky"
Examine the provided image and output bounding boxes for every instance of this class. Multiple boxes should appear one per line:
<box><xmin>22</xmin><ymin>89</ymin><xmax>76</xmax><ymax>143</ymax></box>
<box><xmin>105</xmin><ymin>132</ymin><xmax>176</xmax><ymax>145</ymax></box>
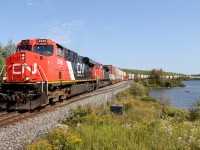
<box><xmin>0</xmin><ymin>0</ymin><xmax>200</xmax><ymax>75</ymax></box>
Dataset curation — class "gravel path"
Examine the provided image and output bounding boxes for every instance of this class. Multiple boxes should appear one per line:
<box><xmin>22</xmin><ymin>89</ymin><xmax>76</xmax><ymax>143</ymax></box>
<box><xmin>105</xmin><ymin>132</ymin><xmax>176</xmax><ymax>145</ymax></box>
<box><xmin>0</xmin><ymin>81</ymin><xmax>129</xmax><ymax>150</ymax></box>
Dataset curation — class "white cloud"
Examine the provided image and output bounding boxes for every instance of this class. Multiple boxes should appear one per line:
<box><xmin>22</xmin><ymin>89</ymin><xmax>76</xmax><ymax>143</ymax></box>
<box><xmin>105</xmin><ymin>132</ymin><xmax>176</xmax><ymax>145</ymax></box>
<box><xmin>26</xmin><ymin>0</ymin><xmax>51</xmax><ymax>7</ymax></box>
<box><xmin>26</xmin><ymin>0</ymin><xmax>34</xmax><ymax>6</ymax></box>
<box><xmin>44</xmin><ymin>19</ymin><xmax>86</xmax><ymax>45</ymax></box>
<box><xmin>47</xmin><ymin>27</ymin><xmax>72</xmax><ymax>45</ymax></box>
<box><xmin>61</xmin><ymin>20</ymin><xmax>86</xmax><ymax>30</ymax></box>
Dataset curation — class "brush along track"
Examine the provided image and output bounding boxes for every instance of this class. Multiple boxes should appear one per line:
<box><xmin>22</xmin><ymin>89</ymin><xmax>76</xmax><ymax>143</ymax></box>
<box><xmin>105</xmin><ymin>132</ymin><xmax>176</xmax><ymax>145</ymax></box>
<box><xmin>0</xmin><ymin>81</ymin><xmax>129</xmax><ymax>129</ymax></box>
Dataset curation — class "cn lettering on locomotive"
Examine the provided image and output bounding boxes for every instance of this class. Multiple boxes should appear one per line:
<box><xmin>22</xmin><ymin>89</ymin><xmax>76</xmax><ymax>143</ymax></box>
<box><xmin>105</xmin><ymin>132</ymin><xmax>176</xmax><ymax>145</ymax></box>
<box><xmin>13</xmin><ymin>63</ymin><xmax>38</xmax><ymax>75</ymax></box>
<box><xmin>77</xmin><ymin>63</ymin><xmax>84</xmax><ymax>76</ymax></box>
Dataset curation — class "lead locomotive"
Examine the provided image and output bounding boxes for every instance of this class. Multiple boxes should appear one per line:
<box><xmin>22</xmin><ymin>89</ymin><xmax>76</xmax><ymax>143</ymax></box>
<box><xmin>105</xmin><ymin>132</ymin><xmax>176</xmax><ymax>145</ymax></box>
<box><xmin>0</xmin><ymin>39</ymin><xmax>112</xmax><ymax>110</ymax></box>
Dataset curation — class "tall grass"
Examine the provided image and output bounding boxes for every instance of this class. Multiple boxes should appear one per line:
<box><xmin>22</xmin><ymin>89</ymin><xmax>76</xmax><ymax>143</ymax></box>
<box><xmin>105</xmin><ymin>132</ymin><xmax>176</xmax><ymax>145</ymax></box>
<box><xmin>188</xmin><ymin>100</ymin><xmax>200</xmax><ymax>121</ymax></box>
<box><xmin>27</xmin><ymin>82</ymin><xmax>200</xmax><ymax>150</ymax></box>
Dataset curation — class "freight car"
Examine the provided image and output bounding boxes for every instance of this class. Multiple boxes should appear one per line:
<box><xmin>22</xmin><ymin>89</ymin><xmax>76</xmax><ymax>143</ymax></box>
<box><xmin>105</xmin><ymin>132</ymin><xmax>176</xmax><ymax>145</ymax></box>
<box><xmin>0</xmin><ymin>39</ymin><xmax>111</xmax><ymax>111</ymax></box>
<box><xmin>103</xmin><ymin>65</ymin><xmax>116</xmax><ymax>84</ymax></box>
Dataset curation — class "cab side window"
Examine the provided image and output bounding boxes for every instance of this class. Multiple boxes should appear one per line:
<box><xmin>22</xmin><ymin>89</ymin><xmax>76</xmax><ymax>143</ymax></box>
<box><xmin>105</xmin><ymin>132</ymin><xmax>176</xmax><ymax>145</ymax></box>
<box><xmin>56</xmin><ymin>44</ymin><xmax>64</xmax><ymax>57</ymax></box>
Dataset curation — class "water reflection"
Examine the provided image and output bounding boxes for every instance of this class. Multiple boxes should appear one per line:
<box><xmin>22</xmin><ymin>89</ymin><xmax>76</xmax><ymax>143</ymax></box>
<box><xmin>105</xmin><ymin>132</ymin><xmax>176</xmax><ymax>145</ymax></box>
<box><xmin>150</xmin><ymin>80</ymin><xmax>200</xmax><ymax>109</ymax></box>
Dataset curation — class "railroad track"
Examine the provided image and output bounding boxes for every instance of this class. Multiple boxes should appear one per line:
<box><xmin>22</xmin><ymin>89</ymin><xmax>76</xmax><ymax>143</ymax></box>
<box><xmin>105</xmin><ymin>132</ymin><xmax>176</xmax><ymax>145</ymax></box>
<box><xmin>0</xmin><ymin>112</ymin><xmax>18</xmax><ymax>121</ymax></box>
<box><xmin>0</xmin><ymin>81</ymin><xmax>129</xmax><ymax>129</ymax></box>
<box><xmin>0</xmin><ymin>112</ymin><xmax>30</xmax><ymax>128</ymax></box>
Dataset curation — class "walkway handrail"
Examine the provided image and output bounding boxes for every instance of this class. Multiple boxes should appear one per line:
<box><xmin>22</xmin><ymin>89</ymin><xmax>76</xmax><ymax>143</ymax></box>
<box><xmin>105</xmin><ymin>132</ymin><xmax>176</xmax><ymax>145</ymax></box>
<box><xmin>38</xmin><ymin>66</ymin><xmax>48</xmax><ymax>96</ymax></box>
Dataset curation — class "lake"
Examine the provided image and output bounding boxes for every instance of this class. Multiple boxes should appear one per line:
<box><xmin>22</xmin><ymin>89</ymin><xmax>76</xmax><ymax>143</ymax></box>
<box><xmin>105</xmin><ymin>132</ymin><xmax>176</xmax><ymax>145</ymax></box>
<box><xmin>150</xmin><ymin>80</ymin><xmax>200</xmax><ymax>109</ymax></box>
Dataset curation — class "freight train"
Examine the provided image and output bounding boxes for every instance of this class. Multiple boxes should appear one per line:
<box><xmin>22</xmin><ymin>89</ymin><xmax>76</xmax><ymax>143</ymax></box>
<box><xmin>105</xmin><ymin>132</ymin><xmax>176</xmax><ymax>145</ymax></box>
<box><xmin>0</xmin><ymin>39</ymin><xmax>137</xmax><ymax>111</ymax></box>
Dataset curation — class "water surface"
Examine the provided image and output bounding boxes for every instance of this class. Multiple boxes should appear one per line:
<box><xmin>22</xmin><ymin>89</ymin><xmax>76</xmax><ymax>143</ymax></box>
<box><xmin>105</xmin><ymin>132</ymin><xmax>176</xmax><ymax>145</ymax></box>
<box><xmin>150</xmin><ymin>80</ymin><xmax>200</xmax><ymax>109</ymax></box>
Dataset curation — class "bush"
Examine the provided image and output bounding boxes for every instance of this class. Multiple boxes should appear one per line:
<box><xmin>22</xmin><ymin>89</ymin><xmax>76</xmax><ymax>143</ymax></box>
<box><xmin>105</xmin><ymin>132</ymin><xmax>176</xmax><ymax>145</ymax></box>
<box><xmin>141</xmin><ymin>96</ymin><xmax>156</xmax><ymax>102</ymax></box>
<box><xmin>161</xmin><ymin>106</ymin><xmax>188</xmax><ymax>121</ymax></box>
<box><xmin>124</xmin><ymin>101</ymin><xmax>134</xmax><ymax>111</ymax></box>
<box><xmin>115</xmin><ymin>89</ymin><xmax>131</xmax><ymax>101</ymax></box>
<box><xmin>165</xmin><ymin>80</ymin><xmax>173</xmax><ymax>88</ymax></box>
<box><xmin>27</xmin><ymin>130</ymin><xmax>83</xmax><ymax>150</ymax></box>
<box><xmin>63</xmin><ymin>105</ymin><xmax>92</xmax><ymax>126</ymax></box>
<box><xmin>83</xmin><ymin>113</ymin><xmax>112</xmax><ymax>126</ymax></box>
<box><xmin>142</xmin><ymin>78</ymin><xmax>184</xmax><ymax>88</ymax></box>
<box><xmin>27</xmin><ymin>140</ymin><xmax>52</xmax><ymax>150</ymax></box>
<box><xmin>142</xmin><ymin>79</ymin><xmax>150</xmax><ymax>87</ymax></box>
<box><xmin>129</xmin><ymin>82</ymin><xmax>149</xmax><ymax>97</ymax></box>
<box><xmin>188</xmin><ymin>100</ymin><xmax>200</xmax><ymax>121</ymax></box>
<box><xmin>47</xmin><ymin>129</ymin><xmax>83</xmax><ymax>150</ymax></box>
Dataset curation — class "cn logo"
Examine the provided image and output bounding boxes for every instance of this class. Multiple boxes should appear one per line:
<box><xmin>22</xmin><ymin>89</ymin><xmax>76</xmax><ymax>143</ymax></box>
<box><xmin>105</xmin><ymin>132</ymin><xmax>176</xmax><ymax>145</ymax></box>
<box><xmin>77</xmin><ymin>63</ymin><xmax>84</xmax><ymax>74</ymax></box>
<box><xmin>13</xmin><ymin>63</ymin><xmax>38</xmax><ymax>75</ymax></box>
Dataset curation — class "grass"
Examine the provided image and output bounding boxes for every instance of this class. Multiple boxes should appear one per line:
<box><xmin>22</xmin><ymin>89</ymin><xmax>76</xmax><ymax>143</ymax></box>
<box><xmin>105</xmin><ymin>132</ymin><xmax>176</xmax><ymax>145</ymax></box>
<box><xmin>27</xmin><ymin>82</ymin><xmax>200</xmax><ymax>150</ymax></box>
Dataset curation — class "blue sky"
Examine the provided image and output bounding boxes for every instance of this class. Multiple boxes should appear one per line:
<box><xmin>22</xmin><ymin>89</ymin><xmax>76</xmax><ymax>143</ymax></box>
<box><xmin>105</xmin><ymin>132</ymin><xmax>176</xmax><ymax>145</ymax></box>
<box><xmin>0</xmin><ymin>0</ymin><xmax>200</xmax><ymax>74</ymax></box>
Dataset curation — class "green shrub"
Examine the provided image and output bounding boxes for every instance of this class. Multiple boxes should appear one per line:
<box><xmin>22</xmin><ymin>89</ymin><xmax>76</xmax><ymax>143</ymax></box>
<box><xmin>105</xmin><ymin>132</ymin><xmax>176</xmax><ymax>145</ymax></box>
<box><xmin>142</xmin><ymin>78</ymin><xmax>184</xmax><ymax>88</ymax></box>
<box><xmin>161</xmin><ymin>106</ymin><xmax>188</xmax><ymax>121</ymax></box>
<box><xmin>27</xmin><ymin>140</ymin><xmax>52</xmax><ymax>150</ymax></box>
<box><xmin>142</xmin><ymin>79</ymin><xmax>149</xmax><ymax>86</ymax></box>
<box><xmin>63</xmin><ymin>105</ymin><xmax>92</xmax><ymax>126</ymax></box>
<box><xmin>115</xmin><ymin>89</ymin><xmax>131</xmax><ymax>101</ymax></box>
<box><xmin>47</xmin><ymin>129</ymin><xmax>83</xmax><ymax>150</ymax></box>
<box><xmin>165</xmin><ymin>80</ymin><xmax>172</xmax><ymax>88</ymax></box>
<box><xmin>141</xmin><ymin>96</ymin><xmax>156</xmax><ymax>102</ymax></box>
<box><xmin>124</xmin><ymin>101</ymin><xmax>134</xmax><ymax>111</ymax></box>
<box><xmin>129</xmin><ymin>82</ymin><xmax>149</xmax><ymax>97</ymax></box>
<box><xmin>188</xmin><ymin>100</ymin><xmax>200</xmax><ymax>121</ymax></box>
<box><xmin>83</xmin><ymin>113</ymin><xmax>112</xmax><ymax>126</ymax></box>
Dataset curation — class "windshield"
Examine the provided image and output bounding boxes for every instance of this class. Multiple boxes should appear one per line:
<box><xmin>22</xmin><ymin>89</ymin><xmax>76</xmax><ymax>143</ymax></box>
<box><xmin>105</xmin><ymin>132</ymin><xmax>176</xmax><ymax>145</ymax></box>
<box><xmin>34</xmin><ymin>45</ymin><xmax>53</xmax><ymax>56</ymax></box>
<box><xmin>17</xmin><ymin>45</ymin><xmax>32</xmax><ymax>52</ymax></box>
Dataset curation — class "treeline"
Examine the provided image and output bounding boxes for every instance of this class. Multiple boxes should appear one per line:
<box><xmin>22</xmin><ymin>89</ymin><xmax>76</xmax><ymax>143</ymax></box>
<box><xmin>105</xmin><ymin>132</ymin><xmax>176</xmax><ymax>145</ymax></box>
<box><xmin>142</xmin><ymin>69</ymin><xmax>185</xmax><ymax>88</ymax></box>
<box><xmin>124</xmin><ymin>68</ymin><xmax>186</xmax><ymax>76</ymax></box>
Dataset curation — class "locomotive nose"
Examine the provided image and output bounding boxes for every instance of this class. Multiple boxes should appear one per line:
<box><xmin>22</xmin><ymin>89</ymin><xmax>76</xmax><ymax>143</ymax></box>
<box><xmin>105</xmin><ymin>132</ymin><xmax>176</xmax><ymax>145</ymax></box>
<box><xmin>5</xmin><ymin>51</ymin><xmax>35</xmax><ymax>82</ymax></box>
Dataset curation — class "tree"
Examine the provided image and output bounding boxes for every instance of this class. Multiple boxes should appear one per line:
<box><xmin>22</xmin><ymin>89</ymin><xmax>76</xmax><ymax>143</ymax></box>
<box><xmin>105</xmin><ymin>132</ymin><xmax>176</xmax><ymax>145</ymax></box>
<box><xmin>0</xmin><ymin>40</ymin><xmax>16</xmax><ymax>78</ymax></box>
<box><xmin>0</xmin><ymin>43</ymin><xmax>5</xmax><ymax>77</ymax></box>
<box><xmin>2</xmin><ymin>39</ymin><xmax>16</xmax><ymax>58</ymax></box>
<box><xmin>149</xmin><ymin>68</ymin><xmax>163</xmax><ymax>79</ymax></box>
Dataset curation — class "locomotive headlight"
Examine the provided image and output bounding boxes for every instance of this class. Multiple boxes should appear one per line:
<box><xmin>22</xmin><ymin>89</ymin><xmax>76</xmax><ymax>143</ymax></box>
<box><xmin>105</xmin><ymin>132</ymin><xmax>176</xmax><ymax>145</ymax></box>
<box><xmin>21</xmin><ymin>53</ymin><xmax>25</xmax><ymax>60</ymax></box>
<box><xmin>25</xmin><ymin>76</ymin><xmax>30</xmax><ymax>81</ymax></box>
<box><xmin>37</xmin><ymin>39</ymin><xmax>47</xmax><ymax>43</ymax></box>
<box><xmin>2</xmin><ymin>77</ymin><xmax>7</xmax><ymax>81</ymax></box>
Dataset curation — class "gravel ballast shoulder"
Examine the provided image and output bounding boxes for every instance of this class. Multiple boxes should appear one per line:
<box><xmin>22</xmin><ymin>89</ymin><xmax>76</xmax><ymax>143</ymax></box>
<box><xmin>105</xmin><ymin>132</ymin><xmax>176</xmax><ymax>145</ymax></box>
<box><xmin>0</xmin><ymin>81</ymin><xmax>130</xmax><ymax>150</ymax></box>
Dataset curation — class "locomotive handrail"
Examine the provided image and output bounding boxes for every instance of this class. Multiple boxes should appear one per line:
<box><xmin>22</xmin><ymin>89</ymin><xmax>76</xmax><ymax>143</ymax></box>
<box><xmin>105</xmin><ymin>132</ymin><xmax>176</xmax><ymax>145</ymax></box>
<box><xmin>37</xmin><ymin>69</ymin><xmax>44</xmax><ymax>93</ymax></box>
<box><xmin>96</xmin><ymin>75</ymin><xmax>99</xmax><ymax>83</ymax></box>
<box><xmin>38</xmin><ymin>66</ymin><xmax>48</xmax><ymax>96</ymax></box>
